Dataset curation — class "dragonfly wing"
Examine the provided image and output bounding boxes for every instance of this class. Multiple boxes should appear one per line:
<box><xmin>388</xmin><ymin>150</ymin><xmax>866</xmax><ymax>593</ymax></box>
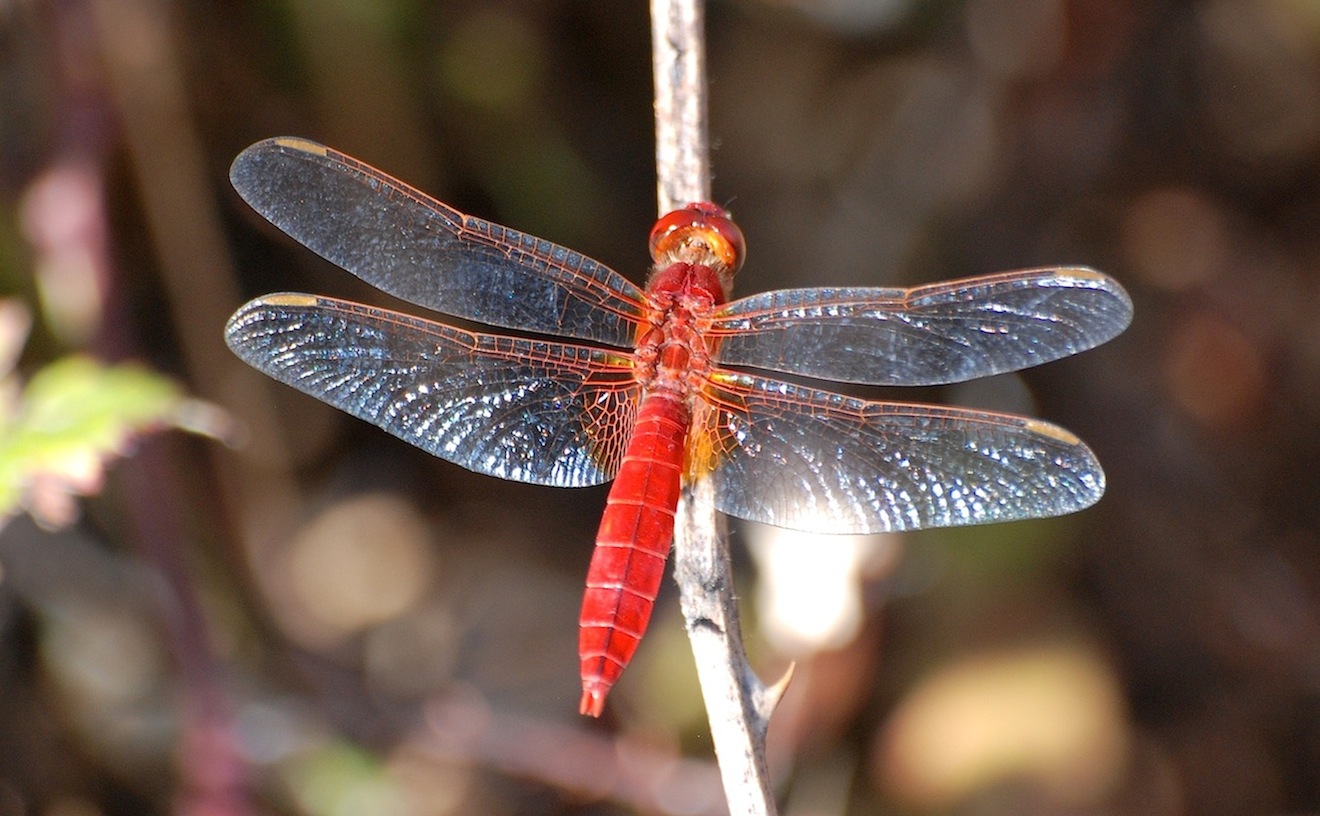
<box><xmin>710</xmin><ymin>268</ymin><xmax>1132</xmax><ymax>385</ymax></box>
<box><xmin>230</xmin><ymin>138</ymin><xmax>646</xmax><ymax>348</ymax></box>
<box><xmin>226</xmin><ymin>294</ymin><xmax>638</xmax><ymax>486</ymax></box>
<box><xmin>696</xmin><ymin>370</ymin><xmax>1104</xmax><ymax>534</ymax></box>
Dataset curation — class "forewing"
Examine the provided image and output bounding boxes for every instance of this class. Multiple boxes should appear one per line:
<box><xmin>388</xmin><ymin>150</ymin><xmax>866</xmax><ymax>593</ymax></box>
<box><xmin>225</xmin><ymin>294</ymin><xmax>638</xmax><ymax>486</ymax></box>
<box><xmin>695</xmin><ymin>370</ymin><xmax>1104</xmax><ymax>533</ymax></box>
<box><xmin>230</xmin><ymin>138</ymin><xmax>646</xmax><ymax>348</ymax></box>
<box><xmin>709</xmin><ymin>268</ymin><xmax>1132</xmax><ymax>385</ymax></box>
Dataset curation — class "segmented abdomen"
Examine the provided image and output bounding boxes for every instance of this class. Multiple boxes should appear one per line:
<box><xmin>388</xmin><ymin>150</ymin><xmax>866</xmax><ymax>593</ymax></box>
<box><xmin>578</xmin><ymin>392</ymin><xmax>689</xmax><ymax>716</ymax></box>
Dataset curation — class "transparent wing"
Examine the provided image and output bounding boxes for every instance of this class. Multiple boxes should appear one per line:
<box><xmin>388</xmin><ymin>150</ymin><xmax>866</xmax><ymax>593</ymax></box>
<box><xmin>230</xmin><ymin>138</ymin><xmax>647</xmax><ymax>348</ymax></box>
<box><xmin>695</xmin><ymin>370</ymin><xmax>1104</xmax><ymax>533</ymax></box>
<box><xmin>709</xmin><ymin>268</ymin><xmax>1132</xmax><ymax>385</ymax></box>
<box><xmin>225</xmin><ymin>294</ymin><xmax>639</xmax><ymax>486</ymax></box>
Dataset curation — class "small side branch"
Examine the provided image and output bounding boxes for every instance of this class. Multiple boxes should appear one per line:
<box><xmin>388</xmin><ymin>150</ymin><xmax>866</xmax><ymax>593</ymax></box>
<box><xmin>650</xmin><ymin>2</ymin><xmax>781</xmax><ymax>812</ymax></box>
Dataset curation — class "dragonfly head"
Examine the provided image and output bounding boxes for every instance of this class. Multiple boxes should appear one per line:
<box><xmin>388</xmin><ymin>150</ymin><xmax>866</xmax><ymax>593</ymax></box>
<box><xmin>649</xmin><ymin>203</ymin><xmax>746</xmax><ymax>283</ymax></box>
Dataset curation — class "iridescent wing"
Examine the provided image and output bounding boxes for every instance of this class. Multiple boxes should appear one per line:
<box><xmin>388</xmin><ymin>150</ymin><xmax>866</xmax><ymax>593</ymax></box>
<box><xmin>229</xmin><ymin>138</ymin><xmax>647</xmax><ymax>348</ymax></box>
<box><xmin>695</xmin><ymin>369</ymin><xmax>1103</xmax><ymax>534</ymax></box>
<box><xmin>225</xmin><ymin>294</ymin><xmax>639</xmax><ymax>486</ymax></box>
<box><xmin>709</xmin><ymin>268</ymin><xmax>1132</xmax><ymax>385</ymax></box>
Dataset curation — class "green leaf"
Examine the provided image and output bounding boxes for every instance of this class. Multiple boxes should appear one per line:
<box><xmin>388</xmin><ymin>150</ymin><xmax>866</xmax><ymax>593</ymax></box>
<box><xmin>0</xmin><ymin>356</ymin><xmax>185</xmax><ymax>528</ymax></box>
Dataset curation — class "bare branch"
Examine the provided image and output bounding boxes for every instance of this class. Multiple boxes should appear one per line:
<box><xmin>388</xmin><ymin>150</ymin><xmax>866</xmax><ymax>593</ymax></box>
<box><xmin>651</xmin><ymin>0</ymin><xmax>711</xmax><ymax>212</ymax></box>
<box><xmin>673</xmin><ymin>479</ymin><xmax>779</xmax><ymax>814</ymax></box>
<box><xmin>651</xmin><ymin>1</ymin><xmax>780</xmax><ymax>813</ymax></box>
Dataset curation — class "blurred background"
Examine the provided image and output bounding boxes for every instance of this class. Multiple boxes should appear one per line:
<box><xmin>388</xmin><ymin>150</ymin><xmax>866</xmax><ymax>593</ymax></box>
<box><xmin>1</xmin><ymin>0</ymin><xmax>1318</xmax><ymax>814</ymax></box>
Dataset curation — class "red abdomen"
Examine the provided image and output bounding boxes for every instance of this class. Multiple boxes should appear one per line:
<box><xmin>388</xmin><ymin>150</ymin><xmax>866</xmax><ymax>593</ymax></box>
<box><xmin>578</xmin><ymin>392</ymin><xmax>689</xmax><ymax>716</ymax></box>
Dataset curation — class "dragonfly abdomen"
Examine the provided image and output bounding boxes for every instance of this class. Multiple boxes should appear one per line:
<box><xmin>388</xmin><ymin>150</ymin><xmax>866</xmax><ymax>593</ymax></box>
<box><xmin>578</xmin><ymin>392</ymin><xmax>689</xmax><ymax>716</ymax></box>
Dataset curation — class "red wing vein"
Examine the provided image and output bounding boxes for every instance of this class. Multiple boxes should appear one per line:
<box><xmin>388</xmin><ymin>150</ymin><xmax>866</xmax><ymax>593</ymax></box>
<box><xmin>226</xmin><ymin>294</ymin><xmax>638</xmax><ymax>486</ymax></box>
<box><xmin>230</xmin><ymin>138</ymin><xmax>647</xmax><ymax>347</ymax></box>
<box><xmin>700</xmin><ymin>370</ymin><xmax>1104</xmax><ymax>533</ymax></box>
<box><xmin>710</xmin><ymin>268</ymin><xmax>1132</xmax><ymax>385</ymax></box>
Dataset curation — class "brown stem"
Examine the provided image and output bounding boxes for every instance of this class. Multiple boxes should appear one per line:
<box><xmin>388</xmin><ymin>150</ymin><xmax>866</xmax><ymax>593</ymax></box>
<box><xmin>650</xmin><ymin>1</ymin><xmax>782</xmax><ymax>813</ymax></box>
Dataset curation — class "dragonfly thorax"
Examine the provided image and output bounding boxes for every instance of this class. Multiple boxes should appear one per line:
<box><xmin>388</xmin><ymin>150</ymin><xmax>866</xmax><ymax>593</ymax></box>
<box><xmin>633</xmin><ymin>262</ymin><xmax>721</xmax><ymax>399</ymax></box>
<box><xmin>646</xmin><ymin>260</ymin><xmax>725</xmax><ymax>305</ymax></box>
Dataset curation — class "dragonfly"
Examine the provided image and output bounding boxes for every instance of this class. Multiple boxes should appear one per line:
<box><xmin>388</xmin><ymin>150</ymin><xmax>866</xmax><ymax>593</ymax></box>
<box><xmin>225</xmin><ymin>137</ymin><xmax>1133</xmax><ymax>717</ymax></box>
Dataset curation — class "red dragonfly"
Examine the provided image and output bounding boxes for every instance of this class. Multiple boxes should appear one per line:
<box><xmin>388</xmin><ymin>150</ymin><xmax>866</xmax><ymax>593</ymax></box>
<box><xmin>225</xmin><ymin>138</ymin><xmax>1132</xmax><ymax>717</ymax></box>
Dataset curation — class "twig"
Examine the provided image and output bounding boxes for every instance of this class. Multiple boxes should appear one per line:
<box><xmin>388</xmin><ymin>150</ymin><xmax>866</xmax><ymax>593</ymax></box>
<box><xmin>673</xmin><ymin>481</ymin><xmax>783</xmax><ymax>815</ymax></box>
<box><xmin>651</xmin><ymin>2</ymin><xmax>781</xmax><ymax>813</ymax></box>
<box><xmin>651</xmin><ymin>0</ymin><xmax>710</xmax><ymax>212</ymax></box>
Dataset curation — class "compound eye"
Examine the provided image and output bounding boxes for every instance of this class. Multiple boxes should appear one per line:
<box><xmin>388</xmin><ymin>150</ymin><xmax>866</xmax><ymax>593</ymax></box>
<box><xmin>648</xmin><ymin>203</ymin><xmax>746</xmax><ymax>272</ymax></box>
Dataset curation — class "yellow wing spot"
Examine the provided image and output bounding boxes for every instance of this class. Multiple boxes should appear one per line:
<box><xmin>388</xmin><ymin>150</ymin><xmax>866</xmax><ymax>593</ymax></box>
<box><xmin>258</xmin><ymin>293</ymin><xmax>322</xmax><ymax>307</ymax></box>
<box><xmin>683</xmin><ymin>396</ymin><xmax>738</xmax><ymax>482</ymax></box>
<box><xmin>1056</xmin><ymin>266</ymin><xmax>1109</xmax><ymax>284</ymax></box>
<box><xmin>1024</xmin><ymin>418</ymin><xmax>1082</xmax><ymax>446</ymax></box>
<box><xmin>273</xmin><ymin>137</ymin><xmax>328</xmax><ymax>156</ymax></box>
<box><xmin>705</xmin><ymin>369</ymin><xmax>751</xmax><ymax>387</ymax></box>
<box><xmin>685</xmin><ymin>424</ymin><xmax>719</xmax><ymax>482</ymax></box>
<box><xmin>598</xmin><ymin>352</ymin><xmax>635</xmax><ymax>368</ymax></box>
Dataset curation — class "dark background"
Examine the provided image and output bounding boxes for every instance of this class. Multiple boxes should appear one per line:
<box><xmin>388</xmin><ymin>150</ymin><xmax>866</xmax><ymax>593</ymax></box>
<box><xmin>2</xmin><ymin>1</ymin><xmax>1319</xmax><ymax>814</ymax></box>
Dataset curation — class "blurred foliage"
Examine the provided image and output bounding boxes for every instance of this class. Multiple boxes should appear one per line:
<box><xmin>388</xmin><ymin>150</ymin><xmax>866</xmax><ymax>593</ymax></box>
<box><xmin>0</xmin><ymin>355</ymin><xmax>184</xmax><ymax>529</ymax></box>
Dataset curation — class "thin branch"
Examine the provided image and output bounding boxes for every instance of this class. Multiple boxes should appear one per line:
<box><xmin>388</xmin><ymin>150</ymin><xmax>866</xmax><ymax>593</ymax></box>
<box><xmin>673</xmin><ymin>480</ymin><xmax>782</xmax><ymax>815</ymax></box>
<box><xmin>651</xmin><ymin>2</ymin><xmax>781</xmax><ymax>813</ymax></box>
<box><xmin>651</xmin><ymin>0</ymin><xmax>710</xmax><ymax>211</ymax></box>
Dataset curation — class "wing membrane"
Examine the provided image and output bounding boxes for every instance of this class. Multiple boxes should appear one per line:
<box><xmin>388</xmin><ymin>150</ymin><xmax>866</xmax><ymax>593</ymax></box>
<box><xmin>225</xmin><ymin>294</ymin><xmax>639</xmax><ymax>486</ymax></box>
<box><xmin>696</xmin><ymin>370</ymin><xmax>1104</xmax><ymax>533</ymax></box>
<box><xmin>230</xmin><ymin>138</ymin><xmax>646</xmax><ymax>348</ymax></box>
<box><xmin>709</xmin><ymin>268</ymin><xmax>1132</xmax><ymax>385</ymax></box>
